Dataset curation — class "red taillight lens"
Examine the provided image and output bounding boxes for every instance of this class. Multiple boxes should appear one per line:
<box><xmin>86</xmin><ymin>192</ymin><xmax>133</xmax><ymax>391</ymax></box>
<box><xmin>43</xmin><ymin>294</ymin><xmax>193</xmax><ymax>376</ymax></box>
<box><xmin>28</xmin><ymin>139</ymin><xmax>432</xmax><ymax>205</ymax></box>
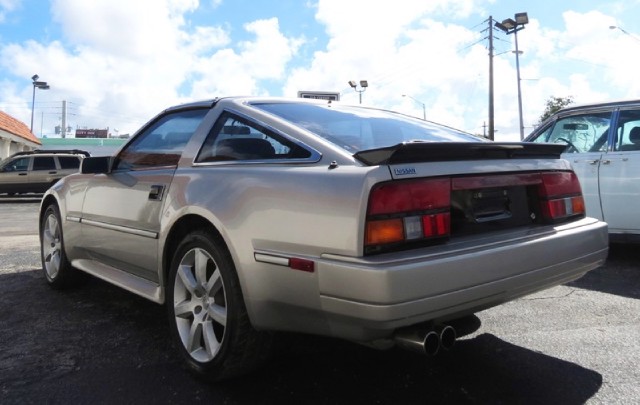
<box><xmin>422</xmin><ymin>212</ymin><xmax>451</xmax><ymax>237</ymax></box>
<box><xmin>368</xmin><ymin>178</ymin><xmax>450</xmax><ymax>215</ymax></box>
<box><xmin>365</xmin><ymin>178</ymin><xmax>451</xmax><ymax>248</ymax></box>
<box><xmin>538</xmin><ymin>171</ymin><xmax>585</xmax><ymax>221</ymax></box>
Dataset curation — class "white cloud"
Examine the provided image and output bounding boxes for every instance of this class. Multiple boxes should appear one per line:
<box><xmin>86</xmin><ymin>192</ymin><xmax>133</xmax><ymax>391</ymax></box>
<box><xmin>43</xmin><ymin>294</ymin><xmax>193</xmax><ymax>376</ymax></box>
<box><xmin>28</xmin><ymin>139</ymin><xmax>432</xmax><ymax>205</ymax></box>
<box><xmin>0</xmin><ymin>0</ymin><xmax>20</xmax><ymax>23</ymax></box>
<box><xmin>2</xmin><ymin>1</ymin><xmax>640</xmax><ymax>141</ymax></box>
<box><xmin>0</xmin><ymin>0</ymin><xmax>302</xmax><ymax>134</ymax></box>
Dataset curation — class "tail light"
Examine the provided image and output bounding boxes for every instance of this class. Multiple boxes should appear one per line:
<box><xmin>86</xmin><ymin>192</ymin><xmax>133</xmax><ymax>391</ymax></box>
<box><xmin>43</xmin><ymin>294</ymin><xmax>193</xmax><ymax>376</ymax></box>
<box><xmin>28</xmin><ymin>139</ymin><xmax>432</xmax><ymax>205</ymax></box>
<box><xmin>538</xmin><ymin>172</ymin><xmax>585</xmax><ymax>221</ymax></box>
<box><xmin>364</xmin><ymin>171</ymin><xmax>585</xmax><ymax>254</ymax></box>
<box><xmin>365</xmin><ymin>178</ymin><xmax>451</xmax><ymax>251</ymax></box>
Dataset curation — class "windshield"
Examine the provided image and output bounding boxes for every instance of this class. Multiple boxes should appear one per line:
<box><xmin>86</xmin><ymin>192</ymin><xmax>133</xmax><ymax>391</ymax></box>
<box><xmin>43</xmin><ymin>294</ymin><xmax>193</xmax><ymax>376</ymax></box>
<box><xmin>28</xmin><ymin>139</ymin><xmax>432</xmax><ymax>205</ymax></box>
<box><xmin>252</xmin><ymin>102</ymin><xmax>482</xmax><ymax>153</ymax></box>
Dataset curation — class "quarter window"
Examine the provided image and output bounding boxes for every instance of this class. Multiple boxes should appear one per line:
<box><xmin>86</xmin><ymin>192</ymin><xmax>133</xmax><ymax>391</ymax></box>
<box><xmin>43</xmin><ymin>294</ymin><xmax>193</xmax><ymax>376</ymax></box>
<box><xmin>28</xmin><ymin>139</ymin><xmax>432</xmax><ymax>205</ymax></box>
<box><xmin>196</xmin><ymin>112</ymin><xmax>311</xmax><ymax>162</ymax></box>
<box><xmin>115</xmin><ymin>108</ymin><xmax>209</xmax><ymax>170</ymax></box>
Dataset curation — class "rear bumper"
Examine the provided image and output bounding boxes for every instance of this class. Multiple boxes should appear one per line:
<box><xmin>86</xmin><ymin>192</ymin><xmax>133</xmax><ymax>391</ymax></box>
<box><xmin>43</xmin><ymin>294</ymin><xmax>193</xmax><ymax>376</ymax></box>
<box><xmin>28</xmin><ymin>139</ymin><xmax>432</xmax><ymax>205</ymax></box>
<box><xmin>315</xmin><ymin>218</ymin><xmax>608</xmax><ymax>338</ymax></box>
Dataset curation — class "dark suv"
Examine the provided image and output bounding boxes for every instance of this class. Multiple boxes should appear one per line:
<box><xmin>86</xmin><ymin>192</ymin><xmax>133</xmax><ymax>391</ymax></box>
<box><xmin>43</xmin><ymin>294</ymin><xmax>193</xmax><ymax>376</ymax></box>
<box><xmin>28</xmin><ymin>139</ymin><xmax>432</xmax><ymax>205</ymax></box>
<box><xmin>0</xmin><ymin>149</ymin><xmax>90</xmax><ymax>195</ymax></box>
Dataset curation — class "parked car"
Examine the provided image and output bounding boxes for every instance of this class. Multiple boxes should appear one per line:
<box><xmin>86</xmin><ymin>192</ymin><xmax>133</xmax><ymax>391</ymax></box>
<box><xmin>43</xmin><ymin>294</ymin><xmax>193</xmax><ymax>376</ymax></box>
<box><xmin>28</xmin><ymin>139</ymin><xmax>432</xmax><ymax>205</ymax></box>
<box><xmin>0</xmin><ymin>149</ymin><xmax>89</xmax><ymax>195</ymax></box>
<box><xmin>525</xmin><ymin>99</ymin><xmax>640</xmax><ymax>242</ymax></box>
<box><xmin>39</xmin><ymin>97</ymin><xmax>608</xmax><ymax>380</ymax></box>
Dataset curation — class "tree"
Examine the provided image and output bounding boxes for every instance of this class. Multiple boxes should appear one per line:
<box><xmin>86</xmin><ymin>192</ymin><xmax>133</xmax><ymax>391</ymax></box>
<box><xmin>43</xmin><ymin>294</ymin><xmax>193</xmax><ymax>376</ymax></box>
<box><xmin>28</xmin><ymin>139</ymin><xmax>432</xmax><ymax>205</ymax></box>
<box><xmin>537</xmin><ymin>96</ymin><xmax>574</xmax><ymax>126</ymax></box>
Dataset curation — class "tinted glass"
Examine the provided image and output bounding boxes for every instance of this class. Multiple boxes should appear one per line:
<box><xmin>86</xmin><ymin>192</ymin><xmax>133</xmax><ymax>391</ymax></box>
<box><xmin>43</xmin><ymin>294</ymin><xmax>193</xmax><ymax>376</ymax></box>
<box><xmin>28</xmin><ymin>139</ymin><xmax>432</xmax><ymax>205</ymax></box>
<box><xmin>253</xmin><ymin>102</ymin><xmax>480</xmax><ymax>153</ymax></box>
<box><xmin>115</xmin><ymin>108</ymin><xmax>208</xmax><ymax>170</ymax></box>
<box><xmin>196</xmin><ymin>112</ymin><xmax>311</xmax><ymax>162</ymax></box>
<box><xmin>33</xmin><ymin>156</ymin><xmax>56</xmax><ymax>171</ymax></box>
<box><xmin>58</xmin><ymin>156</ymin><xmax>81</xmax><ymax>169</ymax></box>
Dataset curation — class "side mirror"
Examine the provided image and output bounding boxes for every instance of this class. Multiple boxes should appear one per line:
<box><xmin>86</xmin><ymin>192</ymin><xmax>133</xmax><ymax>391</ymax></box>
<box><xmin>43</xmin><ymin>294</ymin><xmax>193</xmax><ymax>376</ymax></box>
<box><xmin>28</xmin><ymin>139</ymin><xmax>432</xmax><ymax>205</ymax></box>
<box><xmin>81</xmin><ymin>156</ymin><xmax>112</xmax><ymax>174</ymax></box>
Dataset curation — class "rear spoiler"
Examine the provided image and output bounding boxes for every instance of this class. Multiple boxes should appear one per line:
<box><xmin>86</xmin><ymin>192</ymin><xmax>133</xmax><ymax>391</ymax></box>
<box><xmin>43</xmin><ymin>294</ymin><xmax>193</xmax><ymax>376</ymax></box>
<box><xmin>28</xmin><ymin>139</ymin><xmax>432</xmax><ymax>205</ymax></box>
<box><xmin>353</xmin><ymin>142</ymin><xmax>566</xmax><ymax>166</ymax></box>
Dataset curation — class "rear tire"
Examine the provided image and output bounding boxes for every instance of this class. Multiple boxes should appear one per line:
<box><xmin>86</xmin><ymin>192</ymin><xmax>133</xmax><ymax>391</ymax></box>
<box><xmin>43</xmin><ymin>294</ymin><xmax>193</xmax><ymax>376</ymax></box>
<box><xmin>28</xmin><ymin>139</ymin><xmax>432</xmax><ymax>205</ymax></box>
<box><xmin>40</xmin><ymin>204</ymin><xmax>83</xmax><ymax>288</ymax></box>
<box><xmin>166</xmin><ymin>230</ymin><xmax>273</xmax><ymax>381</ymax></box>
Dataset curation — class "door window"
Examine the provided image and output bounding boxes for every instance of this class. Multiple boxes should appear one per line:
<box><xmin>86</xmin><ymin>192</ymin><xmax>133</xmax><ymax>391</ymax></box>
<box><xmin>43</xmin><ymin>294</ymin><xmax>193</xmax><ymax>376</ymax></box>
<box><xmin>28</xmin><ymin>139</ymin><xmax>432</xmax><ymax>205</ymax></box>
<box><xmin>115</xmin><ymin>108</ymin><xmax>209</xmax><ymax>170</ymax></box>
<box><xmin>530</xmin><ymin>112</ymin><xmax>612</xmax><ymax>153</ymax></box>
<box><xmin>614</xmin><ymin>110</ymin><xmax>640</xmax><ymax>152</ymax></box>
<box><xmin>1</xmin><ymin>157</ymin><xmax>30</xmax><ymax>172</ymax></box>
<box><xmin>33</xmin><ymin>156</ymin><xmax>56</xmax><ymax>171</ymax></box>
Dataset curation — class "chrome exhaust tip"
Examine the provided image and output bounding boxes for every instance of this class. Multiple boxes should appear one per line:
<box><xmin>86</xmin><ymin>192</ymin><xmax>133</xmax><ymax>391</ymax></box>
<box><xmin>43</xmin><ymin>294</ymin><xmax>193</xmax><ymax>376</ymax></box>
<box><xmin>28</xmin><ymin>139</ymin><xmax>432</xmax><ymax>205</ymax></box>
<box><xmin>438</xmin><ymin>324</ymin><xmax>457</xmax><ymax>351</ymax></box>
<box><xmin>394</xmin><ymin>327</ymin><xmax>441</xmax><ymax>356</ymax></box>
<box><xmin>394</xmin><ymin>323</ymin><xmax>457</xmax><ymax>356</ymax></box>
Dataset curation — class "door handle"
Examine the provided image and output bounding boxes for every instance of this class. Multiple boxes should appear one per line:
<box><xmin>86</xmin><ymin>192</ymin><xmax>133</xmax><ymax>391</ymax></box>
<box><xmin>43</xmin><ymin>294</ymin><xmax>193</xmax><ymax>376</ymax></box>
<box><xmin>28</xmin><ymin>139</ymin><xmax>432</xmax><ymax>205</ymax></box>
<box><xmin>601</xmin><ymin>160</ymin><xmax>611</xmax><ymax>165</ymax></box>
<box><xmin>148</xmin><ymin>185</ymin><xmax>165</xmax><ymax>201</ymax></box>
<box><xmin>585</xmin><ymin>160</ymin><xmax>599</xmax><ymax>165</ymax></box>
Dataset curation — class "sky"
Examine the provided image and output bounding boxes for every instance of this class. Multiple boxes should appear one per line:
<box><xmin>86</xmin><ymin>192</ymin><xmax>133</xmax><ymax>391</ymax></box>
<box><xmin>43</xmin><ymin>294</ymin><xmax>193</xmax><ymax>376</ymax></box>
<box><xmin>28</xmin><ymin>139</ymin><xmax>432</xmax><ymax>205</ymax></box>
<box><xmin>1</xmin><ymin>0</ymin><xmax>640</xmax><ymax>141</ymax></box>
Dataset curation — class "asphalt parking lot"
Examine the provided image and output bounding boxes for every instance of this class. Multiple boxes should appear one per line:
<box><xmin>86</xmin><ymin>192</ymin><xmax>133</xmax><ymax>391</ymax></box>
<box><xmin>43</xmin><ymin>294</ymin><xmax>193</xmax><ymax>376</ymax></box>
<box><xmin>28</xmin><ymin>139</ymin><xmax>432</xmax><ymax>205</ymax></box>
<box><xmin>1</xmin><ymin>196</ymin><xmax>639</xmax><ymax>404</ymax></box>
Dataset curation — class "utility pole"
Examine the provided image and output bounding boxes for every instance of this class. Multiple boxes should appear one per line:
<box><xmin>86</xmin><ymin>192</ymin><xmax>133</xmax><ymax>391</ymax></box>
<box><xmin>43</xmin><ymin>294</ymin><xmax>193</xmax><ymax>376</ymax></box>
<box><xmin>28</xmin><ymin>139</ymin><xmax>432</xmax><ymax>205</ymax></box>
<box><xmin>61</xmin><ymin>100</ymin><xmax>67</xmax><ymax>139</ymax></box>
<box><xmin>488</xmin><ymin>17</ymin><xmax>495</xmax><ymax>141</ymax></box>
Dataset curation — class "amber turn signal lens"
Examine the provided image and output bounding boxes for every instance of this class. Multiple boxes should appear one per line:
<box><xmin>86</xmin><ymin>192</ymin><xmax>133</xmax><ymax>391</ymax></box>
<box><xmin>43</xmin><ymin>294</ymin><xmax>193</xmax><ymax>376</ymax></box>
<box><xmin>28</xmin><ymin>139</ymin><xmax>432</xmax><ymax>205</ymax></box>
<box><xmin>365</xmin><ymin>218</ymin><xmax>404</xmax><ymax>245</ymax></box>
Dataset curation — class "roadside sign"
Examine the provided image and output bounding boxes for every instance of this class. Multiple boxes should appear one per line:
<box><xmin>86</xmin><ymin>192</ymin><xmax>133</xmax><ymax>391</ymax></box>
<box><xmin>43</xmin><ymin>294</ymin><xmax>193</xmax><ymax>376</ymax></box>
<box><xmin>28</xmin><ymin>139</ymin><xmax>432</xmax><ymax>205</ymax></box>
<box><xmin>297</xmin><ymin>91</ymin><xmax>340</xmax><ymax>101</ymax></box>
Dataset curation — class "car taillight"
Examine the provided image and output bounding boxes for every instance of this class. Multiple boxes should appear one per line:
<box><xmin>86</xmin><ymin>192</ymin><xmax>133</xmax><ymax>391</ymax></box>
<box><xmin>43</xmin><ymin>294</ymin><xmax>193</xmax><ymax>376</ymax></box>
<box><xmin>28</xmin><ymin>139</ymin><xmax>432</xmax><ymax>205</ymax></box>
<box><xmin>365</xmin><ymin>178</ymin><xmax>451</xmax><ymax>249</ymax></box>
<box><xmin>538</xmin><ymin>172</ymin><xmax>585</xmax><ymax>221</ymax></box>
<box><xmin>364</xmin><ymin>171</ymin><xmax>585</xmax><ymax>254</ymax></box>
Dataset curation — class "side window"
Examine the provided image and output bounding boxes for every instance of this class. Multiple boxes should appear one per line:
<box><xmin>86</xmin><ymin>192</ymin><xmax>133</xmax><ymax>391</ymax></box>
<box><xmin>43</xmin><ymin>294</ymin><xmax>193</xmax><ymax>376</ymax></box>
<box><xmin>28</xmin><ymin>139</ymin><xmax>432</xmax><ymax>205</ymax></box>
<box><xmin>530</xmin><ymin>112</ymin><xmax>611</xmax><ymax>153</ymax></box>
<box><xmin>58</xmin><ymin>156</ymin><xmax>81</xmax><ymax>169</ymax></box>
<box><xmin>195</xmin><ymin>112</ymin><xmax>311</xmax><ymax>162</ymax></box>
<box><xmin>614</xmin><ymin>110</ymin><xmax>640</xmax><ymax>152</ymax></box>
<box><xmin>115</xmin><ymin>108</ymin><xmax>208</xmax><ymax>170</ymax></box>
<box><xmin>33</xmin><ymin>156</ymin><xmax>56</xmax><ymax>171</ymax></box>
<box><xmin>1</xmin><ymin>157</ymin><xmax>30</xmax><ymax>172</ymax></box>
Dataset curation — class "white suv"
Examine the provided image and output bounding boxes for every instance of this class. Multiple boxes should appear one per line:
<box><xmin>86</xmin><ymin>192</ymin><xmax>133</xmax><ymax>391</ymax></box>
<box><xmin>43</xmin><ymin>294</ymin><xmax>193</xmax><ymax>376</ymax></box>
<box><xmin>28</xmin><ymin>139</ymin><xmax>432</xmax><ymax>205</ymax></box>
<box><xmin>0</xmin><ymin>149</ymin><xmax>89</xmax><ymax>195</ymax></box>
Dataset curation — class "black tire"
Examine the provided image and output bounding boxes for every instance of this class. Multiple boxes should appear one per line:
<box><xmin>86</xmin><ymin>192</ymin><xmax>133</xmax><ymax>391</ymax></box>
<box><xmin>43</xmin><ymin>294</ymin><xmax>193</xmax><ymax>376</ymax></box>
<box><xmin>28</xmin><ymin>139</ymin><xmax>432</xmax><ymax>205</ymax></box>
<box><xmin>40</xmin><ymin>204</ymin><xmax>84</xmax><ymax>288</ymax></box>
<box><xmin>166</xmin><ymin>230</ymin><xmax>273</xmax><ymax>381</ymax></box>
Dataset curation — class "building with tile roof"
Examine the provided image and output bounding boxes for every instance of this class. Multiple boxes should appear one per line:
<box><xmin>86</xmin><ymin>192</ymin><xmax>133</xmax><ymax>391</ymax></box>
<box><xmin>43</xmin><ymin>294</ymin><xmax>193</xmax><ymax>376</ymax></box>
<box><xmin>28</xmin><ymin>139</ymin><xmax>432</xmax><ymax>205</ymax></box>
<box><xmin>0</xmin><ymin>111</ymin><xmax>41</xmax><ymax>160</ymax></box>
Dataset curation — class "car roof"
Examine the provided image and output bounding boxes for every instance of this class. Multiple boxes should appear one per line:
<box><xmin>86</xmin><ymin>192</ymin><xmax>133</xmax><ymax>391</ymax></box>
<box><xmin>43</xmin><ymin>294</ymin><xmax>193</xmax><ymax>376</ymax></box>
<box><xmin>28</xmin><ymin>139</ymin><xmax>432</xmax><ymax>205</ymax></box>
<box><xmin>554</xmin><ymin>99</ymin><xmax>640</xmax><ymax>114</ymax></box>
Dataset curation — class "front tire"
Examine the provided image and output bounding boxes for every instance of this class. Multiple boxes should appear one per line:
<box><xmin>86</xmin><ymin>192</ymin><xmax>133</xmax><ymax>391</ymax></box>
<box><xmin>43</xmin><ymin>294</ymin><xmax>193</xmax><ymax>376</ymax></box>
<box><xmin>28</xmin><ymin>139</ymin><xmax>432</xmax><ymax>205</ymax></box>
<box><xmin>166</xmin><ymin>231</ymin><xmax>272</xmax><ymax>380</ymax></box>
<box><xmin>40</xmin><ymin>204</ymin><xmax>83</xmax><ymax>288</ymax></box>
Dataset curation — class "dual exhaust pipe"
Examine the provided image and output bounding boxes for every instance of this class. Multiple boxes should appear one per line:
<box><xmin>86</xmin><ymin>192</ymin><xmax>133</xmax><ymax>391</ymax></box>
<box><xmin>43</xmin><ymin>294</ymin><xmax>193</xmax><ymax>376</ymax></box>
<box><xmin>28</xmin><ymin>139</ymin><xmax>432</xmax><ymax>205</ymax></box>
<box><xmin>394</xmin><ymin>324</ymin><xmax>456</xmax><ymax>356</ymax></box>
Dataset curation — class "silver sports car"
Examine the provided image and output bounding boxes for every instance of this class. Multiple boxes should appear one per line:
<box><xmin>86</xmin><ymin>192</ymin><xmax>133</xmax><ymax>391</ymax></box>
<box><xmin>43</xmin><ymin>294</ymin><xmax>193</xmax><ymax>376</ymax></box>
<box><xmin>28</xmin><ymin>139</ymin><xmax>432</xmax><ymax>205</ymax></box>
<box><xmin>39</xmin><ymin>97</ymin><xmax>608</xmax><ymax>380</ymax></box>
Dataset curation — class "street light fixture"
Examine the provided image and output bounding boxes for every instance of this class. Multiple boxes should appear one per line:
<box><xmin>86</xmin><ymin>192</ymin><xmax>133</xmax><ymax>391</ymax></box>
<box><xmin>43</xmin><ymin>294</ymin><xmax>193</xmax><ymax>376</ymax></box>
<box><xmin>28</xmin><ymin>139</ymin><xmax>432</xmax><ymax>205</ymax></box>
<box><xmin>30</xmin><ymin>74</ymin><xmax>50</xmax><ymax>134</ymax></box>
<box><xmin>495</xmin><ymin>12</ymin><xmax>529</xmax><ymax>140</ymax></box>
<box><xmin>348</xmin><ymin>80</ymin><xmax>368</xmax><ymax>104</ymax></box>
<box><xmin>609</xmin><ymin>25</ymin><xmax>640</xmax><ymax>44</ymax></box>
<box><xmin>402</xmin><ymin>94</ymin><xmax>426</xmax><ymax>120</ymax></box>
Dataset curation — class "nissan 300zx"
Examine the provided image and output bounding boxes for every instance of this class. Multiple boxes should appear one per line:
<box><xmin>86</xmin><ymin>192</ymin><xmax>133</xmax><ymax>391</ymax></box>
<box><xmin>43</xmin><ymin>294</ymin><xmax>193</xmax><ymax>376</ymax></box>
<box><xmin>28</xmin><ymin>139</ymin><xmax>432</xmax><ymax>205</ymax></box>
<box><xmin>39</xmin><ymin>97</ymin><xmax>608</xmax><ymax>380</ymax></box>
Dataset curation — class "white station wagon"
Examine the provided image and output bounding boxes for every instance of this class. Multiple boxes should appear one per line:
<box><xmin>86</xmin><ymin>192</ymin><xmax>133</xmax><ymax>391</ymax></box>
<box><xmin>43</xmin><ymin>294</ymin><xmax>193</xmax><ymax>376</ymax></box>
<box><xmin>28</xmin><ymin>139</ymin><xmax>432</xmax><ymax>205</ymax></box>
<box><xmin>40</xmin><ymin>97</ymin><xmax>608</xmax><ymax>380</ymax></box>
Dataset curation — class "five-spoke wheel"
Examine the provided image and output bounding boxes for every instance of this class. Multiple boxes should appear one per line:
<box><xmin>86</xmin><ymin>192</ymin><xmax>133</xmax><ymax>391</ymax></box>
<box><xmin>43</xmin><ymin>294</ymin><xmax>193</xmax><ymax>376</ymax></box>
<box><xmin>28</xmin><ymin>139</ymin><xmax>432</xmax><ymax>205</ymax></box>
<box><xmin>167</xmin><ymin>230</ymin><xmax>272</xmax><ymax>380</ymax></box>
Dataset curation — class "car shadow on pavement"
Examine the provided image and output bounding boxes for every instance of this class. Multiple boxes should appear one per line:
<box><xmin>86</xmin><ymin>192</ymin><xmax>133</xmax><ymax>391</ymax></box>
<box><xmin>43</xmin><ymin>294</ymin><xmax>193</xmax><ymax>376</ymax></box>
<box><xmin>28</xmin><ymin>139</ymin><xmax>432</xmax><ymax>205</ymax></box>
<box><xmin>215</xmin><ymin>333</ymin><xmax>602</xmax><ymax>404</ymax></box>
<box><xmin>0</xmin><ymin>269</ymin><xmax>603</xmax><ymax>404</ymax></box>
<box><xmin>567</xmin><ymin>243</ymin><xmax>640</xmax><ymax>300</ymax></box>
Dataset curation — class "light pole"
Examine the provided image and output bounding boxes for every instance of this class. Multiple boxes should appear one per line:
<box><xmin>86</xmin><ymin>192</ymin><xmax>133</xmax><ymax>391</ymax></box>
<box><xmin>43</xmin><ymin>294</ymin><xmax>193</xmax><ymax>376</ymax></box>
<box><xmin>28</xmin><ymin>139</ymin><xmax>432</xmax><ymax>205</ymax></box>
<box><xmin>402</xmin><ymin>94</ymin><xmax>426</xmax><ymax>120</ymax></box>
<box><xmin>30</xmin><ymin>74</ymin><xmax>50</xmax><ymax>134</ymax></box>
<box><xmin>495</xmin><ymin>12</ymin><xmax>529</xmax><ymax>140</ymax></box>
<box><xmin>609</xmin><ymin>25</ymin><xmax>640</xmax><ymax>44</ymax></box>
<box><xmin>348</xmin><ymin>80</ymin><xmax>368</xmax><ymax>104</ymax></box>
